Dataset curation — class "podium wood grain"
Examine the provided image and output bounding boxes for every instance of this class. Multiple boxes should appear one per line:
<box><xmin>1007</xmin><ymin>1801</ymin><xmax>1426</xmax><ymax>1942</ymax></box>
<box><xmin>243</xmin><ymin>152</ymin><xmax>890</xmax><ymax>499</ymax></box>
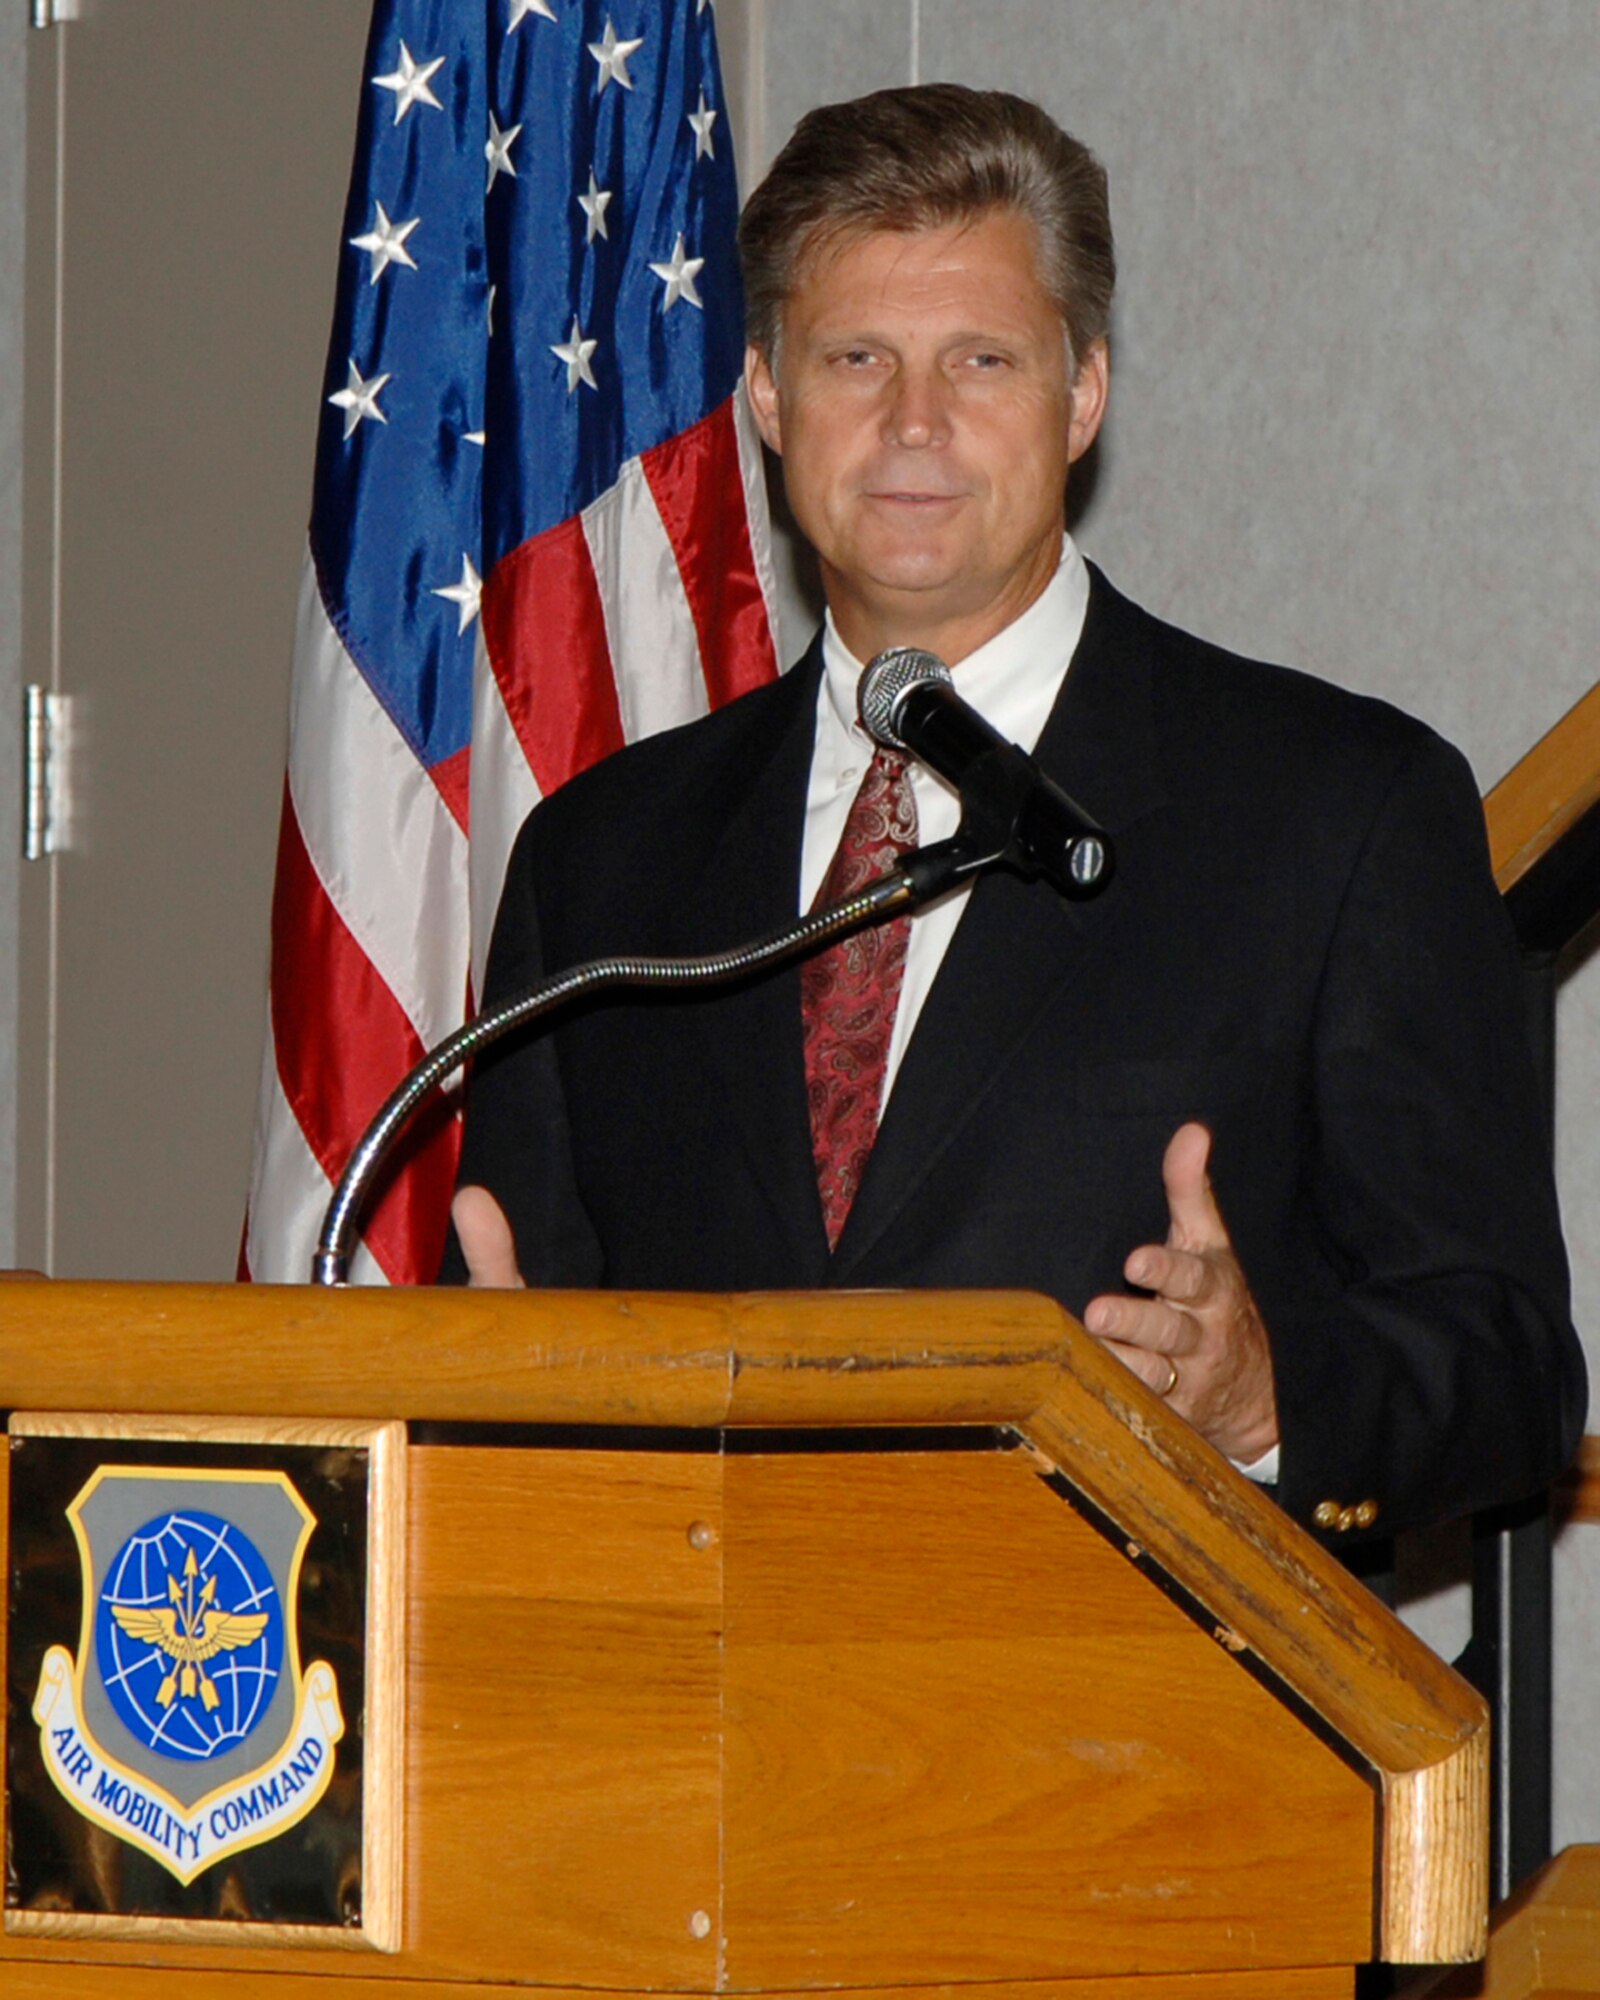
<box><xmin>721</xmin><ymin>1452</ymin><xmax>1371</xmax><ymax>1985</ymax></box>
<box><xmin>403</xmin><ymin>1447</ymin><xmax>723</xmax><ymax>1987</ymax></box>
<box><xmin>0</xmin><ymin>1970</ymin><xmax>1357</xmax><ymax>1998</ymax></box>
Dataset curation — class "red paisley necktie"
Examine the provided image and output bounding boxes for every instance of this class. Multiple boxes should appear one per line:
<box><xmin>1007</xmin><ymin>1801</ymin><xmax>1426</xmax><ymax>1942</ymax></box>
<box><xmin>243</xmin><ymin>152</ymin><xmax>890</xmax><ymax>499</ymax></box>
<box><xmin>802</xmin><ymin>747</ymin><xmax>919</xmax><ymax>1248</ymax></box>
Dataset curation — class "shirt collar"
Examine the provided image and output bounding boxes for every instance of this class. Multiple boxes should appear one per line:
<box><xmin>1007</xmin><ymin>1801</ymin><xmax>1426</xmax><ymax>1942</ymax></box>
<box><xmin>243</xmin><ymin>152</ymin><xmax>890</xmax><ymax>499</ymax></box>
<box><xmin>819</xmin><ymin>533</ymin><xmax>1091</xmax><ymax>756</ymax></box>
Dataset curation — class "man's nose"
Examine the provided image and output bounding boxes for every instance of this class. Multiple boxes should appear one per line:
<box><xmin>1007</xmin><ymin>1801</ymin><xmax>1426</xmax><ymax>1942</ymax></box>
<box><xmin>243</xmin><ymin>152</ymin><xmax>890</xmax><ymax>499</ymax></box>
<box><xmin>884</xmin><ymin>365</ymin><xmax>951</xmax><ymax>448</ymax></box>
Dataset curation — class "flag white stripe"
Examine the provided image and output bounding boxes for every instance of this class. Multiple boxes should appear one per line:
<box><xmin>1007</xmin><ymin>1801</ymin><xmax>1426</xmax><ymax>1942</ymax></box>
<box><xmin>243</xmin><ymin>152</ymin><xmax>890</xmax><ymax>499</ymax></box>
<box><xmin>468</xmin><ymin>627</ymin><xmax>544</xmax><ymax>1000</ymax></box>
<box><xmin>245</xmin><ymin>1035</ymin><xmax>389</xmax><ymax>1286</ymax></box>
<box><xmin>288</xmin><ymin>553</ymin><xmax>471</xmax><ymax>1047</ymax></box>
<box><xmin>583</xmin><ymin>454</ymin><xmax>710</xmax><ymax>747</ymax></box>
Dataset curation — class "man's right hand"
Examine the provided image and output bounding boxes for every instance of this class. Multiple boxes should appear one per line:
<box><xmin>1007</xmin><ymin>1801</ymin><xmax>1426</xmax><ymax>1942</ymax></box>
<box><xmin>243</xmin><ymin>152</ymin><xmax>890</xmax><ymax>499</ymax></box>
<box><xmin>451</xmin><ymin>1185</ymin><xmax>526</xmax><ymax>1288</ymax></box>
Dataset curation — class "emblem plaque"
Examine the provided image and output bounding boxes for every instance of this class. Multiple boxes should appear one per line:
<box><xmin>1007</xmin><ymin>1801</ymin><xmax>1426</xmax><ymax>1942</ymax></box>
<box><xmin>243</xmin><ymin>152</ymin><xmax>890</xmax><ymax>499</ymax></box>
<box><xmin>6</xmin><ymin>1417</ymin><xmax>403</xmax><ymax>1950</ymax></box>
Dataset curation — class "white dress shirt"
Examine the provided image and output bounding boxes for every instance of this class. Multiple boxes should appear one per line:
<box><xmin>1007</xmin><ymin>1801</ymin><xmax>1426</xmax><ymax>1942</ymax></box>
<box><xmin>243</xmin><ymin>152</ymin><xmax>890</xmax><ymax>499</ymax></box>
<box><xmin>801</xmin><ymin>534</ymin><xmax>1090</xmax><ymax>1104</ymax></box>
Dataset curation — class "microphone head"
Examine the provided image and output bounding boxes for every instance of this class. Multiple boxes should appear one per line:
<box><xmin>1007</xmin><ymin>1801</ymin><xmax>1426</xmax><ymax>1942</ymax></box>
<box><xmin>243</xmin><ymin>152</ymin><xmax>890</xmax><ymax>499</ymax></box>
<box><xmin>859</xmin><ymin>647</ymin><xmax>953</xmax><ymax>750</ymax></box>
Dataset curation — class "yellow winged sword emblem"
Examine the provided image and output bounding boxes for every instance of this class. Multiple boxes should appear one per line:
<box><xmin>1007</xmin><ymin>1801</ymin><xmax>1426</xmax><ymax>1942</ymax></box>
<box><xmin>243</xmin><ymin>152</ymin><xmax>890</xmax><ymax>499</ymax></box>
<box><xmin>110</xmin><ymin>1545</ymin><xmax>270</xmax><ymax>1712</ymax></box>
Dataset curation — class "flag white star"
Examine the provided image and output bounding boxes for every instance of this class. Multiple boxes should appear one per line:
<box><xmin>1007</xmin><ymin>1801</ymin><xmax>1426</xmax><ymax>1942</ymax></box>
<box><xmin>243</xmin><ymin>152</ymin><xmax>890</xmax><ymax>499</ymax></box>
<box><xmin>577</xmin><ymin>169</ymin><xmax>613</xmax><ymax>243</ymax></box>
<box><xmin>328</xmin><ymin>358</ymin><xmax>391</xmax><ymax>439</ymax></box>
<box><xmin>508</xmin><ymin>0</ymin><xmax>557</xmax><ymax>25</ymax></box>
<box><xmin>486</xmin><ymin>112</ymin><xmax>522</xmax><ymax>192</ymax></box>
<box><xmin>588</xmin><ymin>18</ymin><xmax>643</xmax><ymax>93</ymax></box>
<box><xmin>487</xmin><ymin>283</ymin><xmax>497</xmax><ymax>335</ymax></box>
<box><xmin>687</xmin><ymin>92</ymin><xmax>717</xmax><ymax>160</ymax></box>
<box><xmin>433</xmin><ymin>554</ymin><xmax>483</xmax><ymax>635</ymax></box>
<box><xmin>649</xmin><ymin>234</ymin><xmax>705</xmax><ymax>312</ymax></box>
<box><xmin>350</xmin><ymin>201</ymin><xmax>420</xmax><ymax>284</ymax></box>
<box><xmin>464</xmin><ymin>428</ymin><xmax>487</xmax><ymax>447</ymax></box>
<box><xmin>551</xmin><ymin>316</ymin><xmax>600</xmax><ymax>392</ymax></box>
<box><xmin>372</xmin><ymin>41</ymin><xmax>445</xmax><ymax>123</ymax></box>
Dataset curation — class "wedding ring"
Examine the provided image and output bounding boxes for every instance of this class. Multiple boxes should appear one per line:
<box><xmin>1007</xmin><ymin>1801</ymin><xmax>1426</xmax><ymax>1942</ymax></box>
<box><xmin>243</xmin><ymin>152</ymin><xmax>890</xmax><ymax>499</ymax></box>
<box><xmin>1157</xmin><ymin>1357</ymin><xmax>1179</xmax><ymax>1398</ymax></box>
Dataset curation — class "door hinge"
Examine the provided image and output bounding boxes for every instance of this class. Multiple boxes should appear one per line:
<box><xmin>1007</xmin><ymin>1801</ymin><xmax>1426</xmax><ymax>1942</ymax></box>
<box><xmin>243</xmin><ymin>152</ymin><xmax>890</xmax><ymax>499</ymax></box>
<box><xmin>24</xmin><ymin>685</ymin><xmax>76</xmax><ymax>859</ymax></box>
<box><xmin>29</xmin><ymin>0</ymin><xmax>78</xmax><ymax>26</ymax></box>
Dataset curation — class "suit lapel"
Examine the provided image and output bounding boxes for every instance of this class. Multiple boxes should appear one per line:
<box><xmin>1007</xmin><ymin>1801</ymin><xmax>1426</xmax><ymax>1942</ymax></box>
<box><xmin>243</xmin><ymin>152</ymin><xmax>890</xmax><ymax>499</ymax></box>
<box><xmin>832</xmin><ymin>569</ymin><xmax>1171</xmax><ymax>1276</ymax></box>
<box><xmin>672</xmin><ymin>642</ymin><xmax>833</xmax><ymax>1276</ymax></box>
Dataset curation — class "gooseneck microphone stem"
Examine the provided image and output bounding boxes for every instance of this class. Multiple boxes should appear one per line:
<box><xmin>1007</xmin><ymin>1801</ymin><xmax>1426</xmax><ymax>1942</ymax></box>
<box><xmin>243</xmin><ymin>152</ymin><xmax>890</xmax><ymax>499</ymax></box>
<box><xmin>311</xmin><ymin>835</ymin><xmax>984</xmax><ymax>1286</ymax></box>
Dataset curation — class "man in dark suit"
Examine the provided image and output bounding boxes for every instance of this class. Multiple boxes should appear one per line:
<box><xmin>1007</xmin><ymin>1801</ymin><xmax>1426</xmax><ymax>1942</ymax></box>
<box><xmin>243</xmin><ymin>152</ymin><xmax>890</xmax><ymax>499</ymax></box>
<box><xmin>447</xmin><ymin>84</ymin><xmax>1584</xmax><ymax>1543</ymax></box>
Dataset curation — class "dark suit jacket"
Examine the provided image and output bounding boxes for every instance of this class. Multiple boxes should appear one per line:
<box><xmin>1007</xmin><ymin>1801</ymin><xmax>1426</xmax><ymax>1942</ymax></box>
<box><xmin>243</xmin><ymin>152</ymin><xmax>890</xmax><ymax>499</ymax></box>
<box><xmin>450</xmin><ymin>566</ymin><xmax>1585</xmax><ymax>1542</ymax></box>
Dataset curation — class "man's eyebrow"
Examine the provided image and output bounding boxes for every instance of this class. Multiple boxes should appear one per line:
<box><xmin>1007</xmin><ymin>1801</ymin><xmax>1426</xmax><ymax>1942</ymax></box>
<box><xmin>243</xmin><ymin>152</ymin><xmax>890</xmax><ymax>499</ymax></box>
<box><xmin>805</xmin><ymin>323</ymin><xmax>1032</xmax><ymax>346</ymax></box>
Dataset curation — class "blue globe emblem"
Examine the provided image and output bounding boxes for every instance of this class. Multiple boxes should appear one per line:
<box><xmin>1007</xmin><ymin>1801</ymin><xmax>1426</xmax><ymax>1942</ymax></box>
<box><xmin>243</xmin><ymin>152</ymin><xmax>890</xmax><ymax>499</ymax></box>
<box><xmin>95</xmin><ymin>1511</ymin><xmax>284</xmax><ymax>1762</ymax></box>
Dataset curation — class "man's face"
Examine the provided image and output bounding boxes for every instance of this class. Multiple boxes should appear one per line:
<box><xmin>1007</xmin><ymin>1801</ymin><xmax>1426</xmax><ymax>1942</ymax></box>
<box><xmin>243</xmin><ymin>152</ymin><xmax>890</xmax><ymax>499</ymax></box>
<box><xmin>745</xmin><ymin>209</ymin><xmax>1107</xmax><ymax>666</ymax></box>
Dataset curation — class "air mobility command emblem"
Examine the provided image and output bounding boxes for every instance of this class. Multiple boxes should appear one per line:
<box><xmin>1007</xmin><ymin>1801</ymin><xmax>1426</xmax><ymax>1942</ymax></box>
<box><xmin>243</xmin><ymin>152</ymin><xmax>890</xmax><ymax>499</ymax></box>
<box><xmin>31</xmin><ymin>1466</ymin><xmax>345</xmax><ymax>1884</ymax></box>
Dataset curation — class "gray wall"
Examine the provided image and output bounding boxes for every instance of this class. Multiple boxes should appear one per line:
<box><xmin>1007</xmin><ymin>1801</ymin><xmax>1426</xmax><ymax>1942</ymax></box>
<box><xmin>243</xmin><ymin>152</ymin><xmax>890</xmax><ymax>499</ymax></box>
<box><xmin>0</xmin><ymin>0</ymin><xmax>25</xmax><ymax>1265</ymax></box>
<box><xmin>730</xmin><ymin>0</ymin><xmax>1600</xmax><ymax>1849</ymax></box>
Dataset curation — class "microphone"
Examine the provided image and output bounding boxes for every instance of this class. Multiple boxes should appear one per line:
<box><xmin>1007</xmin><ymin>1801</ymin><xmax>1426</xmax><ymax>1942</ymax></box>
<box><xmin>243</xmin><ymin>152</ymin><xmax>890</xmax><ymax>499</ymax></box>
<box><xmin>859</xmin><ymin>648</ymin><xmax>1111</xmax><ymax>896</ymax></box>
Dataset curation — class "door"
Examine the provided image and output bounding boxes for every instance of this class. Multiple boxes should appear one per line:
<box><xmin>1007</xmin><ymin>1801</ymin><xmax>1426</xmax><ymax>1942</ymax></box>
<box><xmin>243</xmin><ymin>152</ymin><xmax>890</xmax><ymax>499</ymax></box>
<box><xmin>18</xmin><ymin>3</ymin><xmax>372</xmax><ymax>1277</ymax></box>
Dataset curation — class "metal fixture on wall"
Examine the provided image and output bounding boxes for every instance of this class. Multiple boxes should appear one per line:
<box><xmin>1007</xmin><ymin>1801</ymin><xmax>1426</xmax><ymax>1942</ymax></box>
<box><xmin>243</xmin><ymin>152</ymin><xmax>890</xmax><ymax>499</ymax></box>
<box><xmin>23</xmin><ymin>685</ymin><xmax>75</xmax><ymax>859</ymax></box>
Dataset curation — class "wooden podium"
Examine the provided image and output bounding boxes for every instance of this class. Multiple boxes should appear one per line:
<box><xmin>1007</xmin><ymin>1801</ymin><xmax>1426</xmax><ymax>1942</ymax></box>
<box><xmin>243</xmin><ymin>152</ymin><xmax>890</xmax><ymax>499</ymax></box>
<box><xmin>0</xmin><ymin>1281</ymin><xmax>1487</xmax><ymax>1998</ymax></box>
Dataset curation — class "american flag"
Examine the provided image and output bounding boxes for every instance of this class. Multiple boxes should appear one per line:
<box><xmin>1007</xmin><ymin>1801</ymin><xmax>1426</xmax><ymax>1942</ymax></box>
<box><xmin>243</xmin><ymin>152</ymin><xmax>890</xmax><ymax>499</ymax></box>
<box><xmin>243</xmin><ymin>0</ymin><xmax>779</xmax><ymax>1285</ymax></box>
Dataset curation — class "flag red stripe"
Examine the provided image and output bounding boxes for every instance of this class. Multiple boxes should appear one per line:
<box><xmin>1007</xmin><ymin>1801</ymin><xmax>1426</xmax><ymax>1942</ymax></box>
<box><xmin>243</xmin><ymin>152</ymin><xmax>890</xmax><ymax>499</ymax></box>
<box><xmin>430</xmin><ymin>742</ymin><xmax>472</xmax><ymax>834</ymax></box>
<box><xmin>483</xmin><ymin>515</ymin><xmax>624</xmax><ymax>796</ymax></box>
<box><xmin>269</xmin><ymin>781</ymin><xmax>459</xmax><ymax>1283</ymax></box>
<box><xmin>642</xmin><ymin>399</ymin><xmax>781</xmax><ymax>709</ymax></box>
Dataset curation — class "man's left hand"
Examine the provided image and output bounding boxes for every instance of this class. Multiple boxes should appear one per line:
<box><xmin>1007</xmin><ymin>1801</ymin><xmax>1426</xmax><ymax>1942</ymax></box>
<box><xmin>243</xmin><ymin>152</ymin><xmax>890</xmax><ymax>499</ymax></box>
<box><xmin>1083</xmin><ymin>1122</ymin><xmax>1279</xmax><ymax>1465</ymax></box>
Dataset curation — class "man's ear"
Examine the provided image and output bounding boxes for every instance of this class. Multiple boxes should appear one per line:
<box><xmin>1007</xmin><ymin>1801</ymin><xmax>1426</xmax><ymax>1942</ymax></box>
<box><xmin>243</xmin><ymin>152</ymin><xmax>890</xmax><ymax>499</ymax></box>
<box><xmin>1067</xmin><ymin>338</ymin><xmax>1109</xmax><ymax>465</ymax></box>
<box><xmin>744</xmin><ymin>344</ymin><xmax>783</xmax><ymax>455</ymax></box>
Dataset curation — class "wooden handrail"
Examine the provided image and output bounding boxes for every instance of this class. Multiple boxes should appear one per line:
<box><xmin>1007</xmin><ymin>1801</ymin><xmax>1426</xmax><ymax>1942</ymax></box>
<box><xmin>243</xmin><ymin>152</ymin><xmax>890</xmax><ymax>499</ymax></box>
<box><xmin>0</xmin><ymin>1277</ymin><xmax>1486</xmax><ymax>1961</ymax></box>
<box><xmin>1483</xmin><ymin>683</ymin><xmax>1599</xmax><ymax>1543</ymax></box>
<box><xmin>1554</xmin><ymin>1434</ymin><xmax>1600</xmax><ymax>1525</ymax></box>
<box><xmin>1484</xmin><ymin>679</ymin><xmax>1600</xmax><ymax>895</ymax></box>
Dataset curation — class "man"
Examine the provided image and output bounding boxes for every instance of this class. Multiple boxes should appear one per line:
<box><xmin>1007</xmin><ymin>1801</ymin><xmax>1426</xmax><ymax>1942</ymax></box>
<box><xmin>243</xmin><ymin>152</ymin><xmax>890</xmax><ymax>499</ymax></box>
<box><xmin>447</xmin><ymin>84</ymin><xmax>1584</xmax><ymax>1541</ymax></box>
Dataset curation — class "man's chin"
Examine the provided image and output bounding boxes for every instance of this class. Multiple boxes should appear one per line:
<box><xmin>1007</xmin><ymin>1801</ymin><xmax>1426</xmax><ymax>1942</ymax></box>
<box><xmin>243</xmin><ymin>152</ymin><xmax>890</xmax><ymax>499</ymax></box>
<box><xmin>848</xmin><ymin>539</ymin><xmax>972</xmax><ymax>600</ymax></box>
<box><xmin>825</xmin><ymin>568</ymin><xmax>992</xmax><ymax>652</ymax></box>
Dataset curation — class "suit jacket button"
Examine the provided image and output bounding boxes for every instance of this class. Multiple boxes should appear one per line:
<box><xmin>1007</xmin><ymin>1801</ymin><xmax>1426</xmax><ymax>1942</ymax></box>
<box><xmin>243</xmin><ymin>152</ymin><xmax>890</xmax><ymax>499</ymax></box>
<box><xmin>1354</xmin><ymin>1499</ymin><xmax>1379</xmax><ymax>1528</ymax></box>
<box><xmin>1314</xmin><ymin>1501</ymin><xmax>1341</xmax><ymax>1528</ymax></box>
<box><xmin>1336</xmin><ymin>1506</ymin><xmax>1358</xmax><ymax>1533</ymax></box>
